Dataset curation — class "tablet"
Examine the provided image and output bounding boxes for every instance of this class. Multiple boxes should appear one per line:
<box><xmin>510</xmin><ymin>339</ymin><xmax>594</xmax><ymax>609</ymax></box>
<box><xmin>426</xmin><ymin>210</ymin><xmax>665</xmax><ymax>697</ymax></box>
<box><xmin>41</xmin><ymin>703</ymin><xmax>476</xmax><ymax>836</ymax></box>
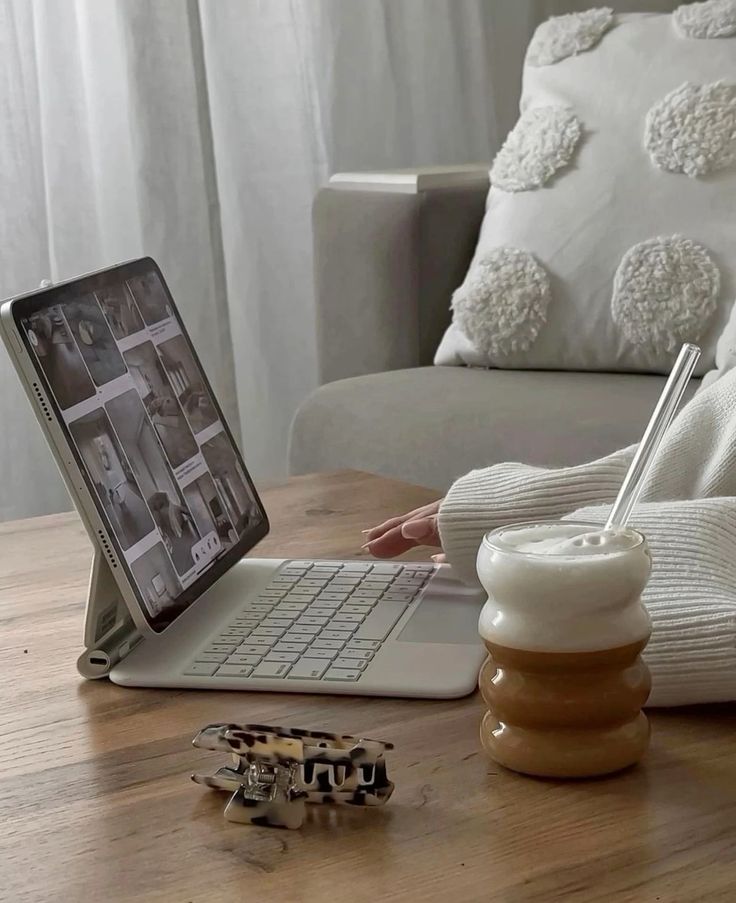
<box><xmin>3</xmin><ymin>258</ymin><xmax>268</xmax><ymax>631</ymax></box>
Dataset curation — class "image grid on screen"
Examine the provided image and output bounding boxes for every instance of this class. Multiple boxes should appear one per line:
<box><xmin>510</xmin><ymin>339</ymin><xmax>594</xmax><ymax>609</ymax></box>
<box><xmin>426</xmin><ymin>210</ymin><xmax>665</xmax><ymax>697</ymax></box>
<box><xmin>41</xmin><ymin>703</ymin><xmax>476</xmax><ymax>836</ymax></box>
<box><xmin>21</xmin><ymin>270</ymin><xmax>262</xmax><ymax>623</ymax></box>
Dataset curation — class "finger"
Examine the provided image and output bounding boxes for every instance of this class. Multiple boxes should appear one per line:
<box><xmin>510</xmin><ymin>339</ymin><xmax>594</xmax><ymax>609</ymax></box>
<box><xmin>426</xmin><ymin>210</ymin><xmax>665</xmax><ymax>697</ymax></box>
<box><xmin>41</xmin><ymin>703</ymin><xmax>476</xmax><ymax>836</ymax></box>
<box><xmin>431</xmin><ymin>552</ymin><xmax>447</xmax><ymax>564</ymax></box>
<box><xmin>363</xmin><ymin>503</ymin><xmax>439</xmax><ymax>542</ymax></box>
<box><xmin>400</xmin><ymin>514</ymin><xmax>440</xmax><ymax>546</ymax></box>
<box><xmin>362</xmin><ymin>515</ymin><xmax>406</xmax><ymax>542</ymax></box>
<box><xmin>363</xmin><ymin>525</ymin><xmax>421</xmax><ymax>559</ymax></box>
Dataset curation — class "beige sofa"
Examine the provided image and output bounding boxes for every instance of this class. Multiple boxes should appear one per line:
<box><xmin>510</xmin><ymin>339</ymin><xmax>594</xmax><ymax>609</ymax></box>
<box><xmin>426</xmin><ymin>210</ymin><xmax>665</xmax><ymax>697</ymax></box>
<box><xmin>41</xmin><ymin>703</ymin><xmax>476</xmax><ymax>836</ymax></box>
<box><xmin>289</xmin><ymin>168</ymin><xmax>694</xmax><ymax>491</ymax></box>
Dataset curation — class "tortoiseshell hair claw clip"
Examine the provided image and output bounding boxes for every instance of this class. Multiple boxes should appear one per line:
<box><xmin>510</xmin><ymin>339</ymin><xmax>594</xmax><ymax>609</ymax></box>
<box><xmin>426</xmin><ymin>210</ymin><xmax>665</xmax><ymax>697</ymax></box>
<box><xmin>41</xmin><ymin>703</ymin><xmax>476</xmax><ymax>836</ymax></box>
<box><xmin>191</xmin><ymin>723</ymin><xmax>394</xmax><ymax>829</ymax></box>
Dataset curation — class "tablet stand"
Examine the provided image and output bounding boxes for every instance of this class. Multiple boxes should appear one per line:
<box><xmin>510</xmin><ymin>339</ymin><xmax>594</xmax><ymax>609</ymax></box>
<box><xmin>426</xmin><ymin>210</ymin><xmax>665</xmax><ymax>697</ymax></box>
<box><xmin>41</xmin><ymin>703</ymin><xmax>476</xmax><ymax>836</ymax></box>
<box><xmin>76</xmin><ymin>547</ymin><xmax>143</xmax><ymax>680</ymax></box>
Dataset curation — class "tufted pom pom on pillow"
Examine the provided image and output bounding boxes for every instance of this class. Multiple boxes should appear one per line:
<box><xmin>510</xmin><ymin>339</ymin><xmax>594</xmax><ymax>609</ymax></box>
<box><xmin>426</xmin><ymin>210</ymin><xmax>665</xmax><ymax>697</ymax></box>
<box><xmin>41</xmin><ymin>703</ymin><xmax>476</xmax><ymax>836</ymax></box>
<box><xmin>453</xmin><ymin>249</ymin><xmax>551</xmax><ymax>357</ymax></box>
<box><xmin>674</xmin><ymin>0</ymin><xmax>736</xmax><ymax>38</ymax></box>
<box><xmin>490</xmin><ymin>107</ymin><xmax>582</xmax><ymax>191</ymax></box>
<box><xmin>611</xmin><ymin>236</ymin><xmax>720</xmax><ymax>351</ymax></box>
<box><xmin>526</xmin><ymin>8</ymin><xmax>614</xmax><ymax>66</ymax></box>
<box><xmin>645</xmin><ymin>81</ymin><xmax>736</xmax><ymax>177</ymax></box>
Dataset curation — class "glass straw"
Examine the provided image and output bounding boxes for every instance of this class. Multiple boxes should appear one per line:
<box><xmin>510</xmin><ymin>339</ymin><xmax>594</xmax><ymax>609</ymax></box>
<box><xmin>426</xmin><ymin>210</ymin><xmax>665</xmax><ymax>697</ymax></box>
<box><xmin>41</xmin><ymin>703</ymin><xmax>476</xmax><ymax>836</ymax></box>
<box><xmin>605</xmin><ymin>343</ymin><xmax>701</xmax><ymax>531</ymax></box>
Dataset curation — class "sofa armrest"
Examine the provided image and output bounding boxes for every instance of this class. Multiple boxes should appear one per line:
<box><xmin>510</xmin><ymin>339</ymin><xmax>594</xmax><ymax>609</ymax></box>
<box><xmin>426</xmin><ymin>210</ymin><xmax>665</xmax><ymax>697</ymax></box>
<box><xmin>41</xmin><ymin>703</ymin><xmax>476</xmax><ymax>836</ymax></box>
<box><xmin>312</xmin><ymin>166</ymin><xmax>489</xmax><ymax>384</ymax></box>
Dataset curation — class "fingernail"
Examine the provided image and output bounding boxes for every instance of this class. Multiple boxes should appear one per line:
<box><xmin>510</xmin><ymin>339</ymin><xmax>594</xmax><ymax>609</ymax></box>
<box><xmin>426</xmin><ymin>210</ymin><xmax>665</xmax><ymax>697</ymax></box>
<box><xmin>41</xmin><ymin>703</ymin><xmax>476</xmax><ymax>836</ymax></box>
<box><xmin>431</xmin><ymin>554</ymin><xmax>443</xmax><ymax>563</ymax></box>
<box><xmin>361</xmin><ymin>529</ymin><xmax>371</xmax><ymax>535</ymax></box>
<box><xmin>360</xmin><ymin>542</ymin><xmax>371</xmax><ymax>550</ymax></box>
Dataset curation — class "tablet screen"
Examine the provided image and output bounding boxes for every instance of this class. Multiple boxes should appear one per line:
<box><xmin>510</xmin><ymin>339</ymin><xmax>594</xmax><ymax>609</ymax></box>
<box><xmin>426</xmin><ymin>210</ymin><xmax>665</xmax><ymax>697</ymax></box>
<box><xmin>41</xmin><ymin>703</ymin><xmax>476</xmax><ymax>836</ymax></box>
<box><xmin>15</xmin><ymin>258</ymin><xmax>268</xmax><ymax>631</ymax></box>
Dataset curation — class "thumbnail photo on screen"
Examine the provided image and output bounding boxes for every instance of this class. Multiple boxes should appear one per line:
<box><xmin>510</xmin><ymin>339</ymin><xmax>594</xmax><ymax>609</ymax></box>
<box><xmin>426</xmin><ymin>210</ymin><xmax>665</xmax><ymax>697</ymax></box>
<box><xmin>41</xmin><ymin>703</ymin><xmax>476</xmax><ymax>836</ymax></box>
<box><xmin>23</xmin><ymin>306</ymin><xmax>96</xmax><ymax>410</ymax></box>
<box><xmin>63</xmin><ymin>295</ymin><xmax>127</xmax><ymax>387</ymax></box>
<box><xmin>123</xmin><ymin>342</ymin><xmax>198</xmax><ymax>468</ymax></box>
<box><xmin>106</xmin><ymin>389</ymin><xmax>202</xmax><ymax>574</ymax></box>
<box><xmin>158</xmin><ymin>335</ymin><xmax>218</xmax><ymax>434</ymax></box>
<box><xmin>130</xmin><ymin>542</ymin><xmax>182</xmax><ymax>617</ymax></box>
<box><xmin>69</xmin><ymin>409</ymin><xmax>155</xmax><ymax>550</ymax></box>
<box><xmin>96</xmin><ymin>284</ymin><xmax>144</xmax><ymax>340</ymax></box>
<box><xmin>200</xmin><ymin>432</ymin><xmax>262</xmax><ymax>536</ymax></box>
<box><xmin>183</xmin><ymin>473</ymin><xmax>237</xmax><ymax>549</ymax></box>
<box><xmin>126</xmin><ymin>272</ymin><xmax>172</xmax><ymax>326</ymax></box>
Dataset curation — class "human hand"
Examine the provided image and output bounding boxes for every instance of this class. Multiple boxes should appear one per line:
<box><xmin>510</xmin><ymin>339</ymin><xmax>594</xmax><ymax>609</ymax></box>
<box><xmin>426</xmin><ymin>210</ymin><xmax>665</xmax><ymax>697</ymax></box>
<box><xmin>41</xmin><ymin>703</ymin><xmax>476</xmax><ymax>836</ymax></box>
<box><xmin>361</xmin><ymin>500</ymin><xmax>445</xmax><ymax>560</ymax></box>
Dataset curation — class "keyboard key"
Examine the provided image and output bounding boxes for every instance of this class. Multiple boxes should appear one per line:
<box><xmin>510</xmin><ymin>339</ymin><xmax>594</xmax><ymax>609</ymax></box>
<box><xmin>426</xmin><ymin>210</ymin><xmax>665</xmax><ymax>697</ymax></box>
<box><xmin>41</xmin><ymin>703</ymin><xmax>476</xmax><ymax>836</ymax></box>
<box><xmin>326</xmin><ymin>624</ymin><xmax>358</xmax><ymax>637</ymax></box>
<box><xmin>331</xmin><ymin>612</ymin><xmax>364</xmax><ymax>623</ymax></box>
<box><xmin>290</xmin><ymin>625</ymin><xmax>321</xmax><ymax>637</ymax></box>
<box><xmin>351</xmin><ymin>590</ymin><xmax>383</xmax><ymax>600</ymax></box>
<box><xmin>382</xmin><ymin>592</ymin><xmax>416</xmax><ymax>603</ymax></box>
<box><xmin>393</xmin><ymin>577</ymin><xmax>425</xmax><ymax>587</ymax></box>
<box><xmin>296</xmin><ymin>616</ymin><xmax>329</xmax><ymax>627</ymax></box>
<box><xmin>339</xmin><ymin>562</ymin><xmax>373</xmax><ymax>572</ymax></box>
<box><xmin>227</xmin><ymin>653</ymin><xmax>262</xmax><ymax>666</ymax></box>
<box><xmin>314</xmin><ymin>602</ymin><xmax>343</xmax><ymax>614</ymax></box>
<box><xmin>334</xmin><ymin>657</ymin><xmax>368</xmax><ymax>671</ymax></box>
<box><xmin>204</xmin><ymin>644</ymin><xmax>238</xmax><ymax>654</ymax></box>
<box><xmin>272</xmin><ymin>576</ymin><xmax>298</xmax><ymax>586</ymax></box>
<box><xmin>371</xmin><ymin>563</ymin><xmax>404</xmax><ymax>574</ymax></box>
<box><xmin>321</xmin><ymin>630</ymin><xmax>353</xmax><ymax>642</ymax></box>
<box><xmin>354</xmin><ymin>604</ymin><xmax>405</xmax><ymax>641</ymax></box>
<box><xmin>259</xmin><ymin>588</ymin><xmax>287</xmax><ymax>598</ymax></box>
<box><xmin>195</xmin><ymin>652</ymin><xmax>228</xmax><ymax>664</ymax></box>
<box><xmin>361</xmin><ymin>576</ymin><xmax>392</xmax><ymax>586</ymax></box>
<box><xmin>274</xmin><ymin>642</ymin><xmax>308</xmax><ymax>654</ymax></box>
<box><xmin>317</xmin><ymin>593</ymin><xmax>349</xmax><ymax>603</ymax></box>
<box><xmin>310</xmin><ymin>638</ymin><xmax>345</xmax><ymax>650</ymax></box>
<box><xmin>324</xmin><ymin>667</ymin><xmax>362</xmax><ymax>681</ymax></box>
<box><xmin>310</xmin><ymin>566</ymin><xmax>340</xmax><ymax>575</ymax></box>
<box><xmin>184</xmin><ymin>662</ymin><xmax>219</xmax><ymax>676</ymax></box>
<box><xmin>269</xmin><ymin>607</ymin><xmax>299</xmax><ymax>618</ymax></box>
<box><xmin>246</xmin><ymin>636</ymin><xmax>277</xmax><ymax>648</ymax></box>
<box><xmin>252</xmin><ymin>661</ymin><xmax>290</xmax><ymax>678</ymax></box>
<box><xmin>280</xmin><ymin>566</ymin><xmax>310</xmax><ymax>576</ymax></box>
<box><xmin>328</xmin><ymin>579</ymin><xmax>360</xmax><ymax>589</ymax></box>
<box><xmin>315</xmin><ymin>600</ymin><xmax>342</xmax><ymax>618</ymax></box>
<box><xmin>307</xmin><ymin>607</ymin><xmax>334</xmax><ymax>618</ymax></box>
<box><xmin>261</xmin><ymin>618</ymin><xmax>294</xmax><ymax>629</ymax></box>
<box><xmin>349</xmin><ymin>639</ymin><xmax>381</xmax><ymax>650</ymax></box>
<box><xmin>343</xmin><ymin>648</ymin><xmax>374</xmax><ymax>661</ymax></box>
<box><xmin>287</xmin><ymin>659</ymin><xmax>330</xmax><ymax>680</ymax></box>
<box><xmin>213</xmin><ymin>634</ymin><xmax>246</xmax><ymax>645</ymax></box>
<box><xmin>265</xmin><ymin>651</ymin><xmax>300</xmax><ymax>663</ymax></box>
<box><xmin>340</xmin><ymin>604</ymin><xmax>374</xmax><ymax>614</ymax></box>
<box><xmin>285</xmin><ymin>560</ymin><xmax>314</xmax><ymax>570</ymax></box>
<box><xmin>217</xmin><ymin>664</ymin><xmax>255</xmax><ymax>677</ymax></box>
<box><xmin>307</xmin><ymin>648</ymin><xmax>338</xmax><ymax>660</ymax></box>
<box><xmin>232</xmin><ymin>618</ymin><xmax>263</xmax><ymax>628</ymax></box>
<box><xmin>251</xmin><ymin>627</ymin><xmax>286</xmax><ymax>638</ymax></box>
<box><xmin>276</xmin><ymin>603</ymin><xmax>308</xmax><ymax>613</ymax></box>
<box><xmin>241</xmin><ymin>643</ymin><xmax>273</xmax><ymax>655</ymax></box>
<box><xmin>225</xmin><ymin>625</ymin><xmax>257</xmax><ymax>635</ymax></box>
<box><xmin>284</xmin><ymin>632</ymin><xmax>317</xmax><ymax>644</ymax></box>
<box><xmin>285</xmin><ymin>592</ymin><xmax>317</xmax><ymax>603</ymax></box>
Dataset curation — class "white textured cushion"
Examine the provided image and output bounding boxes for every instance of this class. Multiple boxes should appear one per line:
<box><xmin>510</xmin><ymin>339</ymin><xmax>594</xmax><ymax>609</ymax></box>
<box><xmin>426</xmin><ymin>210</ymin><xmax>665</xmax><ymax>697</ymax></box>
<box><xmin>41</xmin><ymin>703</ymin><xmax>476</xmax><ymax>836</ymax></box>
<box><xmin>435</xmin><ymin>6</ymin><xmax>736</xmax><ymax>376</ymax></box>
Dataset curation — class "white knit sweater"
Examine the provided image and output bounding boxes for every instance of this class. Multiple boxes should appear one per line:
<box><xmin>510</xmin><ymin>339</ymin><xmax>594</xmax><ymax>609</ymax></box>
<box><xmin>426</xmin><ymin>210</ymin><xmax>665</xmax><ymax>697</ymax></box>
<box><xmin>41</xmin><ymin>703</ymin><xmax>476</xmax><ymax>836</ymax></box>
<box><xmin>438</xmin><ymin>365</ymin><xmax>736</xmax><ymax>706</ymax></box>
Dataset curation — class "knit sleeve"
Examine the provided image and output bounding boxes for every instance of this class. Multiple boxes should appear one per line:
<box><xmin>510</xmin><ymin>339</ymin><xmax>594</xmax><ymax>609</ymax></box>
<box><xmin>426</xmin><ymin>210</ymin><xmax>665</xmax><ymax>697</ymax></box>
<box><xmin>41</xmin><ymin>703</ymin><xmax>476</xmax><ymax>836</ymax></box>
<box><xmin>437</xmin><ymin>446</ymin><xmax>635</xmax><ymax>585</ymax></box>
<box><xmin>570</xmin><ymin>498</ymin><xmax>736</xmax><ymax>707</ymax></box>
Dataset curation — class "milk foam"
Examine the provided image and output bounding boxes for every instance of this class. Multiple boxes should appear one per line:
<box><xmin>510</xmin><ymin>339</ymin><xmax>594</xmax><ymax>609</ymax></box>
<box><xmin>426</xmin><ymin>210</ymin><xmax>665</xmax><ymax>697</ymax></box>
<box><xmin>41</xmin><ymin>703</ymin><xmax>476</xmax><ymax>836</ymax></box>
<box><xmin>476</xmin><ymin>522</ymin><xmax>652</xmax><ymax>653</ymax></box>
<box><xmin>498</xmin><ymin>523</ymin><xmax>641</xmax><ymax>557</ymax></box>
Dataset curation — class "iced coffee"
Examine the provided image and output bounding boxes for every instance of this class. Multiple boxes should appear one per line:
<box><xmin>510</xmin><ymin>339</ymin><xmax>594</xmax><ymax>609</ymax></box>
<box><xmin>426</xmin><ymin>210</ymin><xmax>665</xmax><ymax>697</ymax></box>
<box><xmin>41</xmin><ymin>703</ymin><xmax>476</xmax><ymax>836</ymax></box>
<box><xmin>476</xmin><ymin>521</ymin><xmax>652</xmax><ymax>778</ymax></box>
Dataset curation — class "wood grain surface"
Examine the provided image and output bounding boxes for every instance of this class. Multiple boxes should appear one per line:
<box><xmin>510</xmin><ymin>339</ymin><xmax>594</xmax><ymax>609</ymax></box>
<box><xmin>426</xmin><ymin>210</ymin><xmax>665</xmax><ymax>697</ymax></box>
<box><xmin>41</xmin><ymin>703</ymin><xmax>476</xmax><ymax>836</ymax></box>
<box><xmin>1</xmin><ymin>470</ymin><xmax>735</xmax><ymax>903</ymax></box>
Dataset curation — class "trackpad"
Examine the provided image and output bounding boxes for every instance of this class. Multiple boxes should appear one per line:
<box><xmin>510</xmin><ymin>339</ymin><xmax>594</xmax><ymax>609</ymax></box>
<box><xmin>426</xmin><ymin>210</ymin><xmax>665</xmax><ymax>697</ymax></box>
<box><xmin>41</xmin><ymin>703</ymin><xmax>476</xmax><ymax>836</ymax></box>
<box><xmin>397</xmin><ymin>595</ymin><xmax>483</xmax><ymax>645</ymax></box>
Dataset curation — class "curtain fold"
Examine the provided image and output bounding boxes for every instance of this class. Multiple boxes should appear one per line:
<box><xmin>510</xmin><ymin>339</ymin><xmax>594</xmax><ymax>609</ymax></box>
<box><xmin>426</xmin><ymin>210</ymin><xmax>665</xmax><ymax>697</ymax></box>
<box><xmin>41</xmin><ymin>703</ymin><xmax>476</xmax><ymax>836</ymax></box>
<box><xmin>0</xmin><ymin>0</ymin><xmax>678</xmax><ymax>521</ymax></box>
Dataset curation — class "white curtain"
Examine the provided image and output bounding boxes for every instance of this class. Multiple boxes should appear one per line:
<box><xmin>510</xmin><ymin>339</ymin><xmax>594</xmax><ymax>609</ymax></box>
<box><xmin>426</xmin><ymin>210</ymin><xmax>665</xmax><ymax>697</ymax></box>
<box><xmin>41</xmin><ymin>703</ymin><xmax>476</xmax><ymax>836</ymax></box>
<box><xmin>0</xmin><ymin>0</ymin><xmax>677</xmax><ymax>521</ymax></box>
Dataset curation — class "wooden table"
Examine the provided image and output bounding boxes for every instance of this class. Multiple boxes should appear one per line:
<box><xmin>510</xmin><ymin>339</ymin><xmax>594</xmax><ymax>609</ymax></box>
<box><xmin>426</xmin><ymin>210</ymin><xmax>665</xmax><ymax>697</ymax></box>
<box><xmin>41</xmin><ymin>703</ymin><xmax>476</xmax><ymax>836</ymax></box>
<box><xmin>1</xmin><ymin>470</ymin><xmax>735</xmax><ymax>903</ymax></box>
